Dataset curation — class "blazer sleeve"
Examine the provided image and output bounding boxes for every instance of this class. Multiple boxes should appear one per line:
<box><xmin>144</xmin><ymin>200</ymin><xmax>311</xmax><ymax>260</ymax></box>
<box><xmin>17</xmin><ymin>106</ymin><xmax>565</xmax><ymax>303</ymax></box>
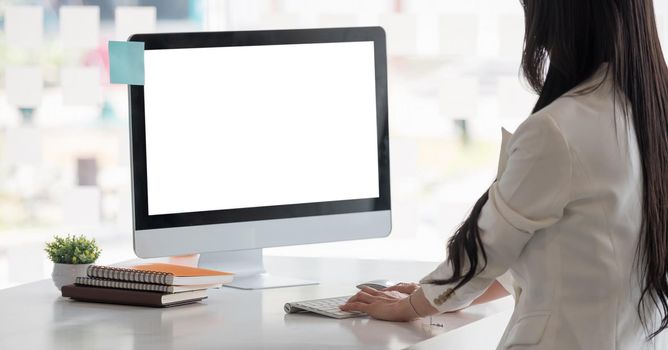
<box><xmin>419</xmin><ymin>113</ymin><xmax>572</xmax><ymax>312</ymax></box>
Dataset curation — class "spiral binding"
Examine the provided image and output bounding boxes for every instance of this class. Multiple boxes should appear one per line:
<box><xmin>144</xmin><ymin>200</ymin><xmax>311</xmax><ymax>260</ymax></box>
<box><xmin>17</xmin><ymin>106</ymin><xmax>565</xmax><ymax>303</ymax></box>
<box><xmin>76</xmin><ymin>277</ymin><xmax>173</xmax><ymax>293</ymax></box>
<box><xmin>86</xmin><ymin>265</ymin><xmax>172</xmax><ymax>285</ymax></box>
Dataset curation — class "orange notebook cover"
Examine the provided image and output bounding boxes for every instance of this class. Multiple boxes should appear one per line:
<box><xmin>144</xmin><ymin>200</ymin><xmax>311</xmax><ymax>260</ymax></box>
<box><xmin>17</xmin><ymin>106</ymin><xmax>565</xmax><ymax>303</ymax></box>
<box><xmin>87</xmin><ymin>263</ymin><xmax>234</xmax><ymax>286</ymax></box>
<box><xmin>130</xmin><ymin>263</ymin><xmax>234</xmax><ymax>285</ymax></box>
<box><xmin>131</xmin><ymin>263</ymin><xmax>231</xmax><ymax>277</ymax></box>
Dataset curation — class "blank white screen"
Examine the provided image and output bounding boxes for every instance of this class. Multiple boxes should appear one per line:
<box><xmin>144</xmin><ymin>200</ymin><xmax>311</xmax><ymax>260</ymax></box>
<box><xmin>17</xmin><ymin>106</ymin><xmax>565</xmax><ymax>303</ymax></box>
<box><xmin>143</xmin><ymin>41</ymin><xmax>380</xmax><ymax>215</ymax></box>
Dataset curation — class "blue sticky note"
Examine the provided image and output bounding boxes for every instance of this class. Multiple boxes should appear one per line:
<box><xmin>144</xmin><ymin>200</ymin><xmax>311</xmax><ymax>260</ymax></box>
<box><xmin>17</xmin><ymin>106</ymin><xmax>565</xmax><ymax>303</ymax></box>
<box><xmin>108</xmin><ymin>41</ymin><xmax>145</xmax><ymax>85</ymax></box>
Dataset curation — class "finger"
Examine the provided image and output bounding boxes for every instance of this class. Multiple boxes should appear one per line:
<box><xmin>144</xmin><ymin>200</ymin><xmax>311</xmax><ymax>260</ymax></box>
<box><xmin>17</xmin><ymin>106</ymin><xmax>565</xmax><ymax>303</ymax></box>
<box><xmin>347</xmin><ymin>290</ymin><xmax>364</xmax><ymax>303</ymax></box>
<box><xmin>347</xmin><ymin>291</ymin><xmax>371</xmax><ymax>303</ymax></box>
<box><xmin>382</xmin><ymin>283</ymin><xmax>416</xmax><ymax>294</ymax></box>
<box><xmin>348</xmin><ymin>288</ymin><xmax>393</xmax><ymax>304</ymax></box>
<box><xmin>382</xmin><ymin>282</ymin><xmax>409</xmax><ymax>290</ymax></box>
<box><xmin>360</xmin><ymin>286</ymin><xmax>382</xmax><ymax>295</ymax></box>
<box><xmin>353</xmin><ymin>291</ymin><xmax>379</xmax><ymax>304</ymax></box>
<box><xmin>340</xmin><ymin>302</ymin><xmax>369</xmax><ymax>313</ymax></box>
<box><xmin>381</xmin><ymin>285</ymin><xmax>401</xmax><ymax>292</ymax></box>
<box><xmin>383</xmin><ymin>290</ymin><xmax>408</xmax><ymax>300</ymax></box>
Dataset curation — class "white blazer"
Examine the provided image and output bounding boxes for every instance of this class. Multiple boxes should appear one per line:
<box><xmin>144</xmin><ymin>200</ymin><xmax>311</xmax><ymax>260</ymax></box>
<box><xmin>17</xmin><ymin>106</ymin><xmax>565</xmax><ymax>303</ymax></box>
<box><xmin>419</xmin><ymin>65</ymin><xmax>668</xmax><ymax>349</ymax></box>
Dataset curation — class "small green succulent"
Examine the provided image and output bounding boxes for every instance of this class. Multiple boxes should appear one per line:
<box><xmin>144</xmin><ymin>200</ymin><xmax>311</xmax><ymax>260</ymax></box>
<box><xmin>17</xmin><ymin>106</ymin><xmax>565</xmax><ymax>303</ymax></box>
<box><xmin>44</xmin><ymin>235</ymin><xmax>101</xmax><ymax>264</ymax></box>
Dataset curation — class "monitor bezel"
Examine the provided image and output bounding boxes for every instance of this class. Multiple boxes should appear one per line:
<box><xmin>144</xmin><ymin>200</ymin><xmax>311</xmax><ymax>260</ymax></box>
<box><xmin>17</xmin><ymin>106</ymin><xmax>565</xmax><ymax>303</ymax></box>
<box><xmin>129</xmin><ymin>27</ymin><xmax>390</xmax><ymax>231</ymax></box>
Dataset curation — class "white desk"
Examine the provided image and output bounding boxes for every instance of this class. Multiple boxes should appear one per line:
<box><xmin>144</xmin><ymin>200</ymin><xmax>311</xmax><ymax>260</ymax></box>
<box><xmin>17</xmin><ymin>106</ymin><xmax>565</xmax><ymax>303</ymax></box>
<box><xmin>0</xmin><ymin>256</ymin><xmax>512</xmax><ymax>349</ymax></box>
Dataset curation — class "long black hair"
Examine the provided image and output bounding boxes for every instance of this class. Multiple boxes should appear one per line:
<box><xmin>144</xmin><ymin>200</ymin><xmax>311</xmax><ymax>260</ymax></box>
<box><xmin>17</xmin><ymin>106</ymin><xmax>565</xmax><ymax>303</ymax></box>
<box><xmin>430</xmin><ymin>0</ymin><xmax>668</xmax><ymax>339</ymax></box>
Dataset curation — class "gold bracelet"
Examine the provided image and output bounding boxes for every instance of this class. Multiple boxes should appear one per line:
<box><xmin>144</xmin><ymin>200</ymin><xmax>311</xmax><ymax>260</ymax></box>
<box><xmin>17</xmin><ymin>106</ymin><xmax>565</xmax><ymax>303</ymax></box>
<box><xmin>408</xmin><ymin>293</ymin><xmax>423</xmax><ymax>318</ymax></box>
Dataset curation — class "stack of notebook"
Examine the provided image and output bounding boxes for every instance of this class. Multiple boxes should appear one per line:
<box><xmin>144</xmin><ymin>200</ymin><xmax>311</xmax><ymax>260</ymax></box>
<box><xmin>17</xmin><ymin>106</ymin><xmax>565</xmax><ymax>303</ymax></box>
<box><xmin>61</xmin><ymin>263</ymin><xmax>234</xmax><ymax>307</ymax></box>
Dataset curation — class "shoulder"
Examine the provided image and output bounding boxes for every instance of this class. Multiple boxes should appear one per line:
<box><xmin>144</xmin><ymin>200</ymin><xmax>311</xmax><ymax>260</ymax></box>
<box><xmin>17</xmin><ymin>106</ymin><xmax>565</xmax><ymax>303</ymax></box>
<box><xmin>528</xmin><ymin>76</ymin><xmax>617</xmax><ymax>139</ymax></box>
<box><xmin>495</xmin><ymin>106</ymin><xmax>573</xmax><ymax>223</ymax></box>
<box><xmin>518</xmin><ymin>83</ymin><xmax>619</xmax><ymax>157</ymax></box>
<box><xmin>509</xmin><ymin>111</ymin><xmax>569</xmax><ymax>156</ymax></box>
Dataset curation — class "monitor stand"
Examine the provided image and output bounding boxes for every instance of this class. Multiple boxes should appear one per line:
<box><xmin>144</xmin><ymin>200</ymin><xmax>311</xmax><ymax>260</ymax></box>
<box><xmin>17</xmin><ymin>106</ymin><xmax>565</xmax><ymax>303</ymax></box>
<box><xmin>197</xmin><ymin>249</ymin><xmax>319</xmax><ymax>290</ymax></box>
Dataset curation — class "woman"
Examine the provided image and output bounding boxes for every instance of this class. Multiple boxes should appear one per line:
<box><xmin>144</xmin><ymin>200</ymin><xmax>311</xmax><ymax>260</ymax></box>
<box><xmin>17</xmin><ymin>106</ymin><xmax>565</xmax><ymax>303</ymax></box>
<box><xmin>340</xmin><ymin>0</ymin><xmax>668</xmax><ymax>348</ymax></box>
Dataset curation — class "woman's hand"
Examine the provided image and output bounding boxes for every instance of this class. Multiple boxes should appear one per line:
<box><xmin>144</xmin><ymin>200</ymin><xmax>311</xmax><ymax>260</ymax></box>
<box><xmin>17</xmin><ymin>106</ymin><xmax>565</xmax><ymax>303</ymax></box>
<box><xmin>381</xmin><ymin>282</ymin><xmax>420</xmax><ymax>295</ymax></box>
<box><xmin>339</xmin><ymin>287</ymin><xmax>419</xmax><ymax>322</ymax></box>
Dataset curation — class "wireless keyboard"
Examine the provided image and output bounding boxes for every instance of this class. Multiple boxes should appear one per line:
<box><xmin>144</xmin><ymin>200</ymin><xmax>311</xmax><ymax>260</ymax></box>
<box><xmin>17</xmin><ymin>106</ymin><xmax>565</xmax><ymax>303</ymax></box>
<box><xmin>284</xmin><ymin>296</ymin><xmax>366</xmax><ymax>319</ymax></box>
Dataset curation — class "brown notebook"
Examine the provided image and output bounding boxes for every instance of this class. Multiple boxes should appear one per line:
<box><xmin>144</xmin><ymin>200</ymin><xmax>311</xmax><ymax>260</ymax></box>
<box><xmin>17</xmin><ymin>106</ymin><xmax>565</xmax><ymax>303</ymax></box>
<box><xmin>61</xmin><ymin>284</ymin><xmax>208</xmax><ymax>307</ymax></box>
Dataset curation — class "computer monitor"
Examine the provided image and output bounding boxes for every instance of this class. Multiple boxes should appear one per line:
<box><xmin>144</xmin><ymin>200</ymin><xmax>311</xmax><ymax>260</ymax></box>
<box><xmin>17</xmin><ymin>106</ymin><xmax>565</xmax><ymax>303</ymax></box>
<box><xmin>129</xmin><ymin>27</ymin><xmax>391</xmax><ymax>289</ymax></box>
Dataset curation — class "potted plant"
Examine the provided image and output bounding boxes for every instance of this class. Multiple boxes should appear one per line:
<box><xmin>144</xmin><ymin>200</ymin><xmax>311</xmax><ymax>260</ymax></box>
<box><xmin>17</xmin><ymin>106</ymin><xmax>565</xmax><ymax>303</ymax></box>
<box><xmin>45</xmin><ymin>235</ymin><xmax>101</xmax><ymax>291</ymax></box>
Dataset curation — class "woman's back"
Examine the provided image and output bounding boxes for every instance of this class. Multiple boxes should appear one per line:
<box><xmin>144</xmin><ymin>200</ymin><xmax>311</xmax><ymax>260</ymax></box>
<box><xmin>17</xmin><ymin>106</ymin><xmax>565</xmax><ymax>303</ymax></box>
<box><xmin>341</xmin><ymin>1</ymin><xmax>668</xmax><ymax>348</ymax></box>
<box><xmin>496</xmin><ymin>67</ymin><xmax>668</xmax><ymax>349</ymax></box>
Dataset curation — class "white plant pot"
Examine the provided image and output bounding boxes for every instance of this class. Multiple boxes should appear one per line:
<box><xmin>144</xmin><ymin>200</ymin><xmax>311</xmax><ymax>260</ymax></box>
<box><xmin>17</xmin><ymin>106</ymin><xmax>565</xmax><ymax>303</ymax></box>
<box><xmin>52</xmin><ymin>263</ymin><xmax>92</xmax><ymax>291</ymax></box>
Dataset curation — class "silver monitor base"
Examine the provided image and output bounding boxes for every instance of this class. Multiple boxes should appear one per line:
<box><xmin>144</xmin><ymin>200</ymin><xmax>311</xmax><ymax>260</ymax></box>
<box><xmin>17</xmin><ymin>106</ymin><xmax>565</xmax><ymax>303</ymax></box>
<box><xmin>197</xmin><ymin>249</ymin><xmax>318</xmax><ymax>290</ymax></box>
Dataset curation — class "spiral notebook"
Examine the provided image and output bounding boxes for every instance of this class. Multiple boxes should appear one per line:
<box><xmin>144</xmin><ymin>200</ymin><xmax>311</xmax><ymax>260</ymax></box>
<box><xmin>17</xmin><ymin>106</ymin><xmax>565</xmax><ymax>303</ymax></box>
<box><xmin>87</xmin><ymin>263</ymin><xmax>234</xmax><ymax>286</ymax></box>
<box><xmin>75</xmin><ymin>276</ymin><xmax>221</xmax><ymax>293</ymax></box>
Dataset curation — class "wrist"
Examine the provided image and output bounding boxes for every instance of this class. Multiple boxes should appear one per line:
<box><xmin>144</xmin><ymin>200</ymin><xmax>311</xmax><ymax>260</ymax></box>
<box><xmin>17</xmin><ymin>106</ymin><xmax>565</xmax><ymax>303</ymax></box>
<box><xmin>401</xmin><ymin>295</ymin><xmax>421</xmax><ymax>321</ymax></box>
<box><xmin>411</xmin><ymin>288</ymin><xmax>439</xmax><ymax>317</ymax></box>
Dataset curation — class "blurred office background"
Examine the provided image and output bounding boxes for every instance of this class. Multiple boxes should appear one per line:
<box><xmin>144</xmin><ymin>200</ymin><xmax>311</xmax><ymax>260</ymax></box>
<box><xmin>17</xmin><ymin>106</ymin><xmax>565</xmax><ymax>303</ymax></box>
<box><xmin>0</xmin><ymin>0</ymin><xmax>666</xmax><ymax>289</ymax></box>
